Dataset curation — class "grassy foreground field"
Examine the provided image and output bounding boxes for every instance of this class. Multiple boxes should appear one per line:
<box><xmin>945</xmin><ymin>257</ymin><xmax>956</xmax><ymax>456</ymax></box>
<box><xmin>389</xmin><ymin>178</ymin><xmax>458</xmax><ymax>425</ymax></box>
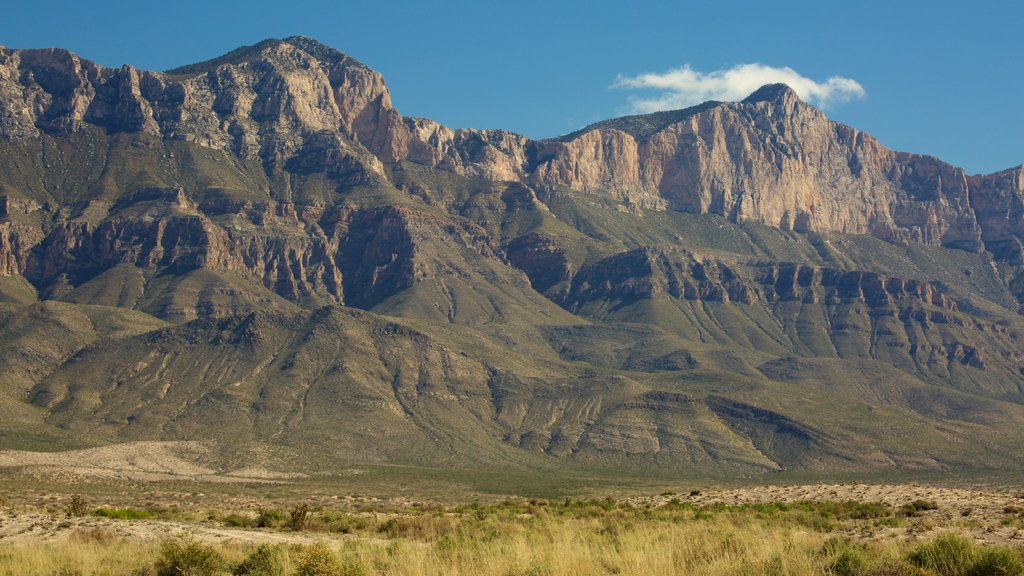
<box><xmin>3</xmin><ymin>487</ymin><xmax>1024</xmax><ymax>576</ymax></box>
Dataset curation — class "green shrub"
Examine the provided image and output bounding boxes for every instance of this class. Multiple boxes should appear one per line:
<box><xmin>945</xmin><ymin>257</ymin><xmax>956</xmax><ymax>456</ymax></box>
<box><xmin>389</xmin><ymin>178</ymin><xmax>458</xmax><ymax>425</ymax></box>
<box><xmin>831</xmin><ymin>546</ymin><xmax>872</xmax><ymax>576</ymax></box>
<box><xmin>907</xmin><ymin>534</ymin><xmax>976</xmax><ymax>576</ymax></box>
<box><xmin>339</xmin><ymin>556</ymin><xmax>371</xmax><ymax>576</ymax></box>
<box><xmin>295</xmin><ymin>542</ymin><xmax>342</xmax><ymax>576</ymax></box>
<box><xmin>821</xmin><ymin>538</ymin><xmax>873</xmax><ymax>576</ymax></box>
<box><xmin>234</xmin><ymin>543</ymin><xmax>290</xmax><ymax>576</ymax></box>
<box><xmin>223</xmin><ymin>513</ymin><xmax>255</xmax><ymax>528</ymax></box>
<box><xmin>900</xmin><ymin>500</ymin><xmax>939</xmax><ymax>517</ymax></box>
<box><xmin>256</xmin><ymin>509</ymin><xmax>287</xmax><ymax>529</ymax></box>
<box><xmin>908</xmin><ymin>534</ymin><xmax>1024</xmax><ymax>576</ymax></box>
<box><xmin>969</xmin><ymin>546</ymin><xmax>1024</xmax><ymax>576</ymax></box>
<box><xmin>376</xmin><ymin>515</ymin><xmax>457</xmax><ymax>540</ymax></box>
<box><xmin>154</xmin><ymin>534</ymin><xmax>225</xmax><ymax>576</ymax></box>
<box><xmin>93</xmin><ymin>507</ymin><xmax>153</xmax><ymax>520</ymax></box>
<box><xmin>318</xmin><ymin>511</ymin><xmax>372</xmax><ymax>534</ymax></box>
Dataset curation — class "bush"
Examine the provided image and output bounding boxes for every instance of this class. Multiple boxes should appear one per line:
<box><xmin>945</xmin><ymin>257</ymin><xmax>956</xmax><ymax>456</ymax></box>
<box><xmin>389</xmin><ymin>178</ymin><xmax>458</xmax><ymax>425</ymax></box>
<box><xmin>154</xmin><ymin>534</ymin><xmax>225</xmax><ymax>576</ymax></box>
<box><xmin>899</xmin><ymin>500</ymin><xmax>939</xmax><ymax>517</ymax></box>
<box><xmin>71</xmin><ymin>527</ymin><xmax>118</xmax><ymax>544</ymax></box>
<box><xmin>969</xmin><ymin>546</ymin><xmax>1024</xmax><ymax>576</ymax></box>
<box><xmin>907</xmin><ymin>534</ymin><xmax>976</xmax><ymax>576</ymax></box>
<box><xmin>294</xmin><ymin>542</ymin><xmax>343</xmax><ymax>576</ymax></box>
<box><xmin>223</xmin><ymin>513</ymin><xmax>255</xmax><ymax>528</ymax></box>
<box><xmin>318</xmin><ymin>511</ymin><xmax>372</xmax><ymax>534</ymax></box>
<box><xmin>289</xmin><ymin>504</ymin><xmax>311</xmax><ymax>532</ymax></box>
<box><xmin>234</xmin><ymin>544</ymin><xmax>290</xmax><ymax>576</ymax></box>
<box><xmin>831</xmin><ymin>546</ymin><xmax>872</xmax><ymax>576</ymax></box>
<box><xmin>821</xmin><ymin>538</ymin><xmax>873</xmax><ymax>576</ymax></box>
<box><xmin>376</xmin><ymin>515</ymin><xmax>458</xmax><ymax>541</ymax></box>
<box><xmin>65</xmin><ymin>494</ymin><xmax>89</xmax><ymax>517</ymax></box>
<box><xmin>908</xmin><ymin>533</ymin><xmax>1024</xmax><ymax>575</ymax></box>
<box><xmin>93</xmin><ymin>507</ymin><xmax>153</xmax><ymax>520</ymax></box>
<box><xmin>256</xmin><ymin>509</ymin><xmax>287</xmax><ymax>529</ymax></box>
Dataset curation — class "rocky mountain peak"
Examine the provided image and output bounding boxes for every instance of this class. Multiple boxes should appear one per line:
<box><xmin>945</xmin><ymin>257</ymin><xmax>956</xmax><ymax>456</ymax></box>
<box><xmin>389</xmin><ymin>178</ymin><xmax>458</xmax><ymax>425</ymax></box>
<box><xmin>163</xmin><ymin>36</ymin><xmax>370</xmax><ymax>76</ymax></box>
<box><xmin>280</xmin><ymin>36</ymin><xmax>371</xmax><ymax>70</ymax></box>
<box><xmin>742</xmin><ymin>83</ymin><xmax>801</xmax><ymax>106</ymax></box>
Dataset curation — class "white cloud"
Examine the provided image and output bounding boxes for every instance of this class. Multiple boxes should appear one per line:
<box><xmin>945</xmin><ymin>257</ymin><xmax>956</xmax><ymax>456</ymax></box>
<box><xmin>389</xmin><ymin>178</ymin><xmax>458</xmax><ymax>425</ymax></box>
<box><xmin>613</xmin><ymin>63</ymin><xmax>865</xmax><ymax>113</ymax></box>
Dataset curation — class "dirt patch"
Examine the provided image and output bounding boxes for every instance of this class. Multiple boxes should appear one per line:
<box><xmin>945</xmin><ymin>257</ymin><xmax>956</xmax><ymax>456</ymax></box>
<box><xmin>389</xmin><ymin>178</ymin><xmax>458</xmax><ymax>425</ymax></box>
<box><xmin>630</xmin><ymin>483</ymin><xmax>1024</xmax><ymax>546</ymax></box>
<box><xmin>0</xmin><ymin>509</ymin><xmax>361</xmax><ymax>546</ymax></box>
<box><xmin>0</xmin><ymin>442</ymin><xmax>306</xmax><ymax>483</ymax></box>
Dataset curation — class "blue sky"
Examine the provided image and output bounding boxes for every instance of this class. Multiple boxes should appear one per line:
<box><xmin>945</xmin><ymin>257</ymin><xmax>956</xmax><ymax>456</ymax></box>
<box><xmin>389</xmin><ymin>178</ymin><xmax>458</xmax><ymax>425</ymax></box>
<box><xmin>2</xmin><ymin>0</ymin><xmax>1021</xmax><ymax>174</ymax></box>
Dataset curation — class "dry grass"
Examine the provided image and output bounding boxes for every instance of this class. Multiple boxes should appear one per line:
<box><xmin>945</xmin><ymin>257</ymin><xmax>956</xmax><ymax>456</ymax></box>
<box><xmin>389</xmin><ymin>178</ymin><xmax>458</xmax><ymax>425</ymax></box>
<box><xmin>2</xmin><ymin>496</ymin><xmax>1024</xmax><ymax>575</ymax></box>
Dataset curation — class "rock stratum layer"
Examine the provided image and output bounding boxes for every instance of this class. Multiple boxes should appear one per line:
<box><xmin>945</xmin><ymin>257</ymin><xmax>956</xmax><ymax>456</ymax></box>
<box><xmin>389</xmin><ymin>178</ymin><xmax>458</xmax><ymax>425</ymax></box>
<box><xmin>1</xmin><ymin>37</ymin><xmax>1023</xmax><ymax>477</ymax></box>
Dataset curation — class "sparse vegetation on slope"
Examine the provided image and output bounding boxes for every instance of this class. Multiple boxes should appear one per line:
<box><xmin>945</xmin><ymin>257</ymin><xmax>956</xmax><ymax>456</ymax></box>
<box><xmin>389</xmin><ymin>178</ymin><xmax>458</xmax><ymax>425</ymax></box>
<box><xmin>3</xmin><ymin>492</ymin><xmax>1024</xmax><ymax>576</ymax></box>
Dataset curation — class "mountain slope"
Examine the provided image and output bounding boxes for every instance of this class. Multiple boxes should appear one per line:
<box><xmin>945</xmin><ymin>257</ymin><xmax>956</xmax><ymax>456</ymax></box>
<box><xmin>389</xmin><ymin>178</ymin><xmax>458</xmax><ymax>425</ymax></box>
<box><xmin>0</xmin><ymin>37</ymin><xmax>1022</xmax><ymax>477</ymax></box>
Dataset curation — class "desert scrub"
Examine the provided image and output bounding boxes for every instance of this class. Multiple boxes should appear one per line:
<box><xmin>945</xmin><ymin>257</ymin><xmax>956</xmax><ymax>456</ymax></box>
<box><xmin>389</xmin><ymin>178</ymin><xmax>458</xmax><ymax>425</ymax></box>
<box><xmin>64</xmin><ymin>494</ymin><xmax>89</xmax><ymax>517</ymax></box>
<box><xmin>294</xmin><ymin>542</ymin><xmax>335</xmax><ymax>575</ymax></box>
<box><xmin>92</xmin><ymin>506</ymin><xmax>155</xmax><ymax>520</ymax></box>
<box><xmin>0</xmin><ymin>540</ymin><xmax>156</xmax><ymax>575</ymax></box>
<box><xmin>234</xmin><ymin>543</ymin><xmax>290</xmax><ymax>575</ymax></box>
<box><xmin>256</xmin><ymin>508</ymin><xmax>288</xmax><ymax>529</ymax></box>
<box><xmin>154</xmin><ymin>533</ymin><xmax>225</xmax><ymax>576</ymax></box>
<box><xmin>289</xmin><ymin>503</ymin><xmax>311</xmax><ymax>531</ymax></box>
<box><xmin>907</xmin><ymin>533</ymin><xmax>1024</xmax><ymax>576</ymax></box>
<box><xmin>6</xmin><ymin>501</ymin><xmax>1024</xmax><ymax>576</ymax></box>
<box><xmin>222</xmin><ymin>512</ymin><xmax>256</xmax><ymax>528</ymax></box>
<box><xmin>900</xmin><ymin>499</ymin><xmax>940</xmax><ymax>517</ymax></box>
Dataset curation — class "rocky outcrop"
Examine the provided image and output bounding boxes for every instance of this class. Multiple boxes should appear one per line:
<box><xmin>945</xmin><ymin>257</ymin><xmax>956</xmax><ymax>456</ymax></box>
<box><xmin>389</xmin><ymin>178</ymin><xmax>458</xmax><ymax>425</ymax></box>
<box><xmin>559</xmin><ymin>245</ymin><xmax>959</xmax><ymax>314</ymax></box>
<box><xmin>0</xmin><ymin>195</ymin><xmax>44</xmax><ymax>276</ymax></box>
<box><xmin>969</xmin><ymin>166</ymin><xmax>1024</xmax><ymax>261</ymax></box>
<box><xmin>529</xmin><ymin>85</ymin><xmax>986</xmax><ymax>252</ymax></box>
<box><xmin>0</xmin><ymin>38</ymin><xmax>387</xmax><ymax>173</ymax></box>
<box><xmin>504</xmin><ymin>233</ymin><xmax>574</xmax><ymax>293</ymax></box>
<box><xmin>758</xmin><ymin>263</ymin><xmax>957</xmax><ymax>310</ymax></box>
<box><xmin>557</xmin><ymin>246</ymin><xmax>756</xmax><ymax>310</ymax></box>
<box><xmin>6</xmin><ymin>187</ymin><xmax>343</xmax><ymax>304</ymax></box>
<box><xmin>1</xmin><ymin>38</ymin><xmax>1023</xmax><ymax>323</ymax></box>
<box><xmin>2</xmin><ymin>40</ymin><xmax>1021</xmax><ymax>260</ymax></box>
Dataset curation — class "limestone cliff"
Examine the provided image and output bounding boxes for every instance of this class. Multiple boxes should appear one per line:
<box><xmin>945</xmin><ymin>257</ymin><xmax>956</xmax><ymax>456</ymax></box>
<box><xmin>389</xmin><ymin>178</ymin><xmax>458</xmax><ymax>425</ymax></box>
<box><xmin>0</xmin><ymin>38</ymin><xmax>1022</xmax><ymax>317</ymax></box>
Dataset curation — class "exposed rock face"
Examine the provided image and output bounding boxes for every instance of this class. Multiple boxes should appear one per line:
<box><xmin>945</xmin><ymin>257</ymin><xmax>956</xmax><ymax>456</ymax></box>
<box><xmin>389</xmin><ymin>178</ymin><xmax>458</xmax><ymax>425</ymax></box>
<box><xmin>504</xmin><ymin>233</ymin><xmax>574</xmax><ymax>293</ymax></box>
<box><xmin>757</xmin><ymin>263</ymin><xmax>957</xmax><ymax>310</ymax></box>
<box><xmin>558</xmin><ymin>246</ymin><xmax>755</xmax><ymax>308</ymax></box>
<box><xmin>13</xmin><ymin>188</ymin><xmax>343</xmax><ymax>304</ymax></box>
<box><xmin>558</xmin><ymin>246</ymin><xmax>957</xmax><ymax>312</ymax></box>
<box><xmin>1</xmin><ymin>39</ymin><xmax>1021</xmax><ymax>278</ymax></box>
<box><xmin>969</xmin><ymin>166</ymin><xmax>1024</xmax><ymax>261</ymax></box>
<box><xmin>0</xmin><ymin>195</ymin><xmax>44</xmax><ymax>276</ymax></box>
<box><xmin>0</xmin><ymin>39</ymin><xmax>388</xmax><ymax>173</ymax></box>
<box><xmin>0</xmin><ymin>37</ymin><xmax>1021</xmax><ymax>321</ymax></box>
<box><xmin>528</xmin><ymin>85</ymin><xmax>985</xmax><ymax>251</ymax></box>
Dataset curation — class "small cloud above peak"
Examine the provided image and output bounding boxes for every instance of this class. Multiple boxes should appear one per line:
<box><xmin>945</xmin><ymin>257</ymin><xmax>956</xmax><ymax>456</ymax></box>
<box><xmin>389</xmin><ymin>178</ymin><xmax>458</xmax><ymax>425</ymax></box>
<box><xmin>613</xmin><ymin>63</ymin><xmax>865</xmax><ymax>113</ymax></box>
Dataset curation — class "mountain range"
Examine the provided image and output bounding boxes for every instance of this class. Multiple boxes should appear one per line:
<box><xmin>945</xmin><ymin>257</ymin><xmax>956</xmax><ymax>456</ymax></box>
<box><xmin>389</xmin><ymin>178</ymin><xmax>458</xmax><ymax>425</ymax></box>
<box><xmin>1</xmin><ymin>36</ymin><xmax>1023</xmax><ymax>477</ymax></box>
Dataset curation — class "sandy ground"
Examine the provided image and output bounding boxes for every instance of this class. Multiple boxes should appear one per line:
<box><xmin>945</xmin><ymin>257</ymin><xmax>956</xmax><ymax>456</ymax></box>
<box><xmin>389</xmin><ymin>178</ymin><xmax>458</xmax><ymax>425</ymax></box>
<box><xmin>0</xmin><ymin>509</ymin><xmax>359</xmax><ymax>546</ymax></box>
<box><xmin>0</xmin><ymin>441</ymin><xmax>305</xmax><ymax>483</ymax></box>
<box><xmin>0</xmin><ymin>442</ymin><xmax>1022</xmax><ymax>547</ymax></box>
<box><xmin>630</xmin><ymin>483</ymin><xmax>1024</xmax><ymax>546</ymax></box>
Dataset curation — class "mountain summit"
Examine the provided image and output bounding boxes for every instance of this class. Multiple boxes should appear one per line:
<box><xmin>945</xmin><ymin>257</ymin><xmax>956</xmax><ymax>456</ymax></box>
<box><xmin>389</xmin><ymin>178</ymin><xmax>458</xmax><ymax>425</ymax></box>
<box><xmin>1</xmin><ymin>39</ymin><xmax>1023</xmax><ymax>477</ymax></box>
<box><xmin>742</xmin><ymin>82</ymin><xmax>801</xmax><ymax>104</ymax></box>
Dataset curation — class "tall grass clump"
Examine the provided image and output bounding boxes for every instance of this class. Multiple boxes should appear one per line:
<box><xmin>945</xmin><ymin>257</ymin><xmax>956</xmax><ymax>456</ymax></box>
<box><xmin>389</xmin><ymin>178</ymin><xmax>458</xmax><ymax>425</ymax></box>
<box><xmin>294</xmin><ymin>542</ymin><xmax>343</xmax><ymax>576</ymax></box>
<box><xmin>906</xmin><ymin>533</ymin><xmax>1024</xmax><ymax>576</ymax></box>
<box><xmin>234</xmin><ymin>543</ymin><xmax>290</xmax><ymax>575</ymax></box>
<box><xmin>154</xmin><ymin>534</ymin><xmax>225</xmax><ymax>576</ymax></box>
